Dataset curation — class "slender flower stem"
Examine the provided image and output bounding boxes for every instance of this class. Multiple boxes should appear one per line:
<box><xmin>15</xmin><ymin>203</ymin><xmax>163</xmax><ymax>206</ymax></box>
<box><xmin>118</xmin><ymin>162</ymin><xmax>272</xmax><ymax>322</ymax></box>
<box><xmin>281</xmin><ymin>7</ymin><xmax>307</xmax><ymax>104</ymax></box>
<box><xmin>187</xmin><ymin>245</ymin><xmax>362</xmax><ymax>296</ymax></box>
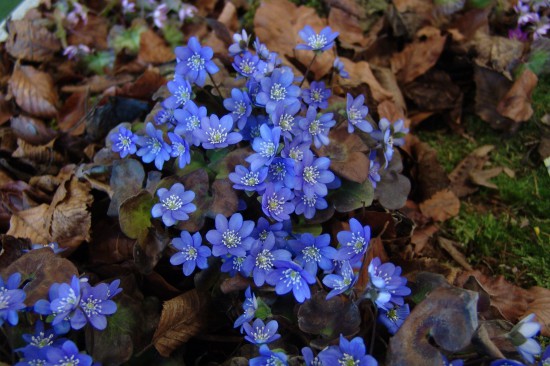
<box><xmin>207</xmin><ymin>71</ymin><xmax>223</xmax><ymax>99</ymax></box>
<box><xmin>299</xmin><ymin>53</ymin><xmax>318</xmax><ymax>87</ymax></box>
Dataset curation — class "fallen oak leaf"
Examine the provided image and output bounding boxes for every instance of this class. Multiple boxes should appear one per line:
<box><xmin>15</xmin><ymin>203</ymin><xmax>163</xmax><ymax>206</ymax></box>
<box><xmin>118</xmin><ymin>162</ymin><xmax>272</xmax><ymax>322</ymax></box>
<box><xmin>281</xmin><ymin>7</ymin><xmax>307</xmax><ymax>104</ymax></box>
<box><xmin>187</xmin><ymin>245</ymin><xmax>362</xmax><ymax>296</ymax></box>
<box><xmin>9</xmin><ymin>62</ymin><xmax>58</xmax><ymax>118</ymax></box>
<box><xmin>419</xmin><ymin>189</ymin><xmax>460</xmax><ymax>222</ymax></box>
<box><xmin>496</xmin><ymin>69</ymin><xmax>537</xmax><ymax>123</ymax></box>
<box><xmin>152</xmin><ymin>289</ymin><xmax>210</xmax><ymax>357</ymax></box>
<box><xmin>7</xmin><ymin>204</ymin><xmax>50</xmax><ymax>244</ymax></box>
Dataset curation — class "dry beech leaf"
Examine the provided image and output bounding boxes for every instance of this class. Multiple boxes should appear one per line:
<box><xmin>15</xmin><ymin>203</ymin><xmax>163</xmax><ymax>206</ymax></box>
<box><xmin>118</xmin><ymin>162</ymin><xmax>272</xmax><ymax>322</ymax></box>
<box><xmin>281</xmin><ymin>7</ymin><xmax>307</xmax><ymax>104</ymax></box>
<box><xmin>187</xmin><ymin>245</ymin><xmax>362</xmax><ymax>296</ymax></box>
<box><xmin>6</xmin><ymin>20</ymin><xmax>61</xmax><ymax>62</ymax></box>
<box><xmin>449</xmin><ymin>145</ymin><xmax>494</xmax><ymax>198</ymax></box>
<box><xmin>138</xmin><ymin>29</ymin><xmax>175</xmax><ymax>64</ymax></box>
<box><xmin>67</xmin><ymin>14</ymin><xmax>109</xmax><ymax>49</ymax></box>
<box><xmin>117</xmin><ymin>69</ymin><xmax>167</xmax><ymax>101</ymax></box>
<box><xmin>496</xmin><ymin>69</ymin><xmax>537</xmax><ymax>123</ymax></box>
<box><xmin>468</xmin><ymin>32</ymin><xmax>524</xmax><ymax>77</ymax></box>
<box><xmin>153</xmin><ymin>289</ymin><xmax>209</xmax><ymax>357</ymax></box>
<box><xmin>0</xmin><ymin>94</ymin><xmax>14</xmax><ymax>125</ymax></box>
<box><xmin>2</xmin><ymin>248</ymin><xmax>78</xmax><ymax>306</ymax></box>
<box><xmin>9</xmin><ymin>62</ymin><xmax>58</xmax><ymax>118</ymax></box>
<box><xmin>46</xmin><ymin>174</ymin><xmax>93</xmax><ymax>251</ymax></box>
<box><xmin>7</xmin><ymin>204</ymin><xmax>51</xmax><ymax>244</ymax></box>
<box><xmin>437</xmin><ymin>237</ymin><xmax>472</xmax><ymax>270</ymax></box>
<box><xmin>524</xmin><ymin>287</ymin><xmax>550</xmax><ymax>337</ymax></box>
<box><xmin>11</xmin><ymin>115</ymin><xmax>56</xmax><ymax>145</ymax></box>
<box><xmin>13</xmin><ymin>138</ymin><xmax>64</xmax><ymax>166</ymax></box>
<box><xmin>419</xmin><ymin>189</ymin><xmax>460</xmax><ymax>222</ymax></box>
<box><xmin>58</xmin><ymin>92</ymin><xmax>87</xmax><ymax>136</ymax></box>
<box><xmin>327</xmin><ymin>7</ymin><xmax>368</xmax><ymax>49</ymax></box>
<box><xmin>339</xmin><ymin>58</ymin><xmax>394</xmax><ymax>103</ymax></box>
<box><xmin>390</xmin><ymin>26</ymin><xmax>447</xmax><ymax>84</ymax></box>
<box><xmin>469</xmin><ymin>167</ymin><xmax>503</xmax><ymax>189</ymax></box>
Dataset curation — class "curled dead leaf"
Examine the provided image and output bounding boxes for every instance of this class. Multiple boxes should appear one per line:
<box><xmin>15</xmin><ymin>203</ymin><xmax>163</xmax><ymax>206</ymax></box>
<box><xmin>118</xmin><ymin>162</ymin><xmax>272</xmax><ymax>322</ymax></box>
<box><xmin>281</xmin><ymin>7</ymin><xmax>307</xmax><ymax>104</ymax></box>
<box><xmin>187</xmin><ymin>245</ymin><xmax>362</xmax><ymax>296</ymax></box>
<box><xmin>7</xmin><ymin>204</ymin><xmax>50</xmax><ymax>244</ymax></box>
<box><xmin>153</xmin><ymin>289</ymin><xmax>209</xmax><ymax>357</ymax></box>
<box><xmin>419</xmin><ymin>189</ymin><xmax>460</xmax><ymax>222</ymax></box>
<box><xmin>6</xmin><ymin>19</ymin><xmax>61</xmax><ymax>62</ymax></box>
<box><xmin>496</xmin><ymin>69</ymin><xmax>537</xmax><ymax>123</ymax></box>
<box><xmin>9</xmin><ymin>62</ymin><xmax>58</xmax><ymax>118</ymax></box>
<box><xmin>469</xmin><ymin>167</ymin><xmax>503</xmax><ymax>190</ymax></box>
<box><xmin>338</xmin><ymin>58</ymin><xmax>394</xmax><ymax>103</ymax></box>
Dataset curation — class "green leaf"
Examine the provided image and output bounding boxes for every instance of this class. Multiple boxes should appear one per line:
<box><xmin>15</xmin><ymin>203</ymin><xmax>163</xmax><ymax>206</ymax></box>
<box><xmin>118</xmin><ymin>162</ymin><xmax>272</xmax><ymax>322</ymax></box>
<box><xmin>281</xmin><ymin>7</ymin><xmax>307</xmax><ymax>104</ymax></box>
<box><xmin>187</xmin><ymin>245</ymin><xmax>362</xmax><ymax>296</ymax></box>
<box><xmin>83</xmin><ymin>51</ymin><xmax>114</xmax><ymax>75</ymax></box>
<box><xmin>111</xmin><ymin>24</ymin><xmax>146</xmax><ymax>54</ymax></box>
<box><xmin>162</xmin><ymin>21</ymin><xmax>185</xmax><ymax>49</ymax></box>
<box><xmin>330</xmin><ymin>179</ymin><xmax>374</xmax><ymax>213</ymax></box>
<box><xmin>119</xmin><ymin>190</ymin><xmax>155</xmax><ymax>239</ymax></box>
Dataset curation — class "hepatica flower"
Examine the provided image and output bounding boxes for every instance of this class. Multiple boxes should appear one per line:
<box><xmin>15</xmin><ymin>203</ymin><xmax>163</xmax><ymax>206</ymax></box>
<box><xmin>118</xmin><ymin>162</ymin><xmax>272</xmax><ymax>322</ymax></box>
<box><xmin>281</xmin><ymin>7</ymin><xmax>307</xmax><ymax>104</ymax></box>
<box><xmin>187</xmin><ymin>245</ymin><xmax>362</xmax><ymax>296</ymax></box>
<box><xmin>303</xmin><ymin>81</ymin><xmax>331</xmax><ymax>110</ymax></box>
<box><xmin>261</xmin><ymin>183</ymin><xmax>295</xmax><ymax>222</ymax></box>
<box><xmin>256</xmin><ymin>67</ymin><xmax>301</xmax><ymax>115</ymax></box>
<box><xmin>168</xmin><ymin>132</ymin><xmax>191</xmax><ymax>169</ymax></box>
<box><xmin>250</xmin><ymin>345</ymin><xmax>288</xmax><ymax>366</ymax></box>
<box><xmin>317</xmin><ymin>334</ymin><xmax>377</xmax><ymax>366</ymax></box>
<box><xmin>289</xmin><ymin>233</ymin><xmax>336</xmax><ymax>275</ymax></box>
<box><xmin>336</xmin><ymin>218</ymin><xmax>371</xmax><ymax>265</ymax></box>
<box><xmin>267</xmin><ymin>157</ymin><xmax>295</xmax><ymax>190</ymax></box>
<box><xmin>333</xmin><ymin>57</ymin><xmax>349</xmax><ymax>78</ymax></box>
<box><xmin>271</xmin><ymin>101</ymin><xmax>301</xmax><ymax>140</ymax></box>
<box><xmin>296</xmin><ymin>25</ymin><xmax>339</xmax><ymax>52</ymax></box>
<box><xmin>233</xmin><ymin>51</ymin><xmax>262</xmax><ymax>79</ymax></box>
<box><xmin>299</xmin><ymin>106</ymin><xmax>335</xmax><ymax>148</ymax></box>
<box><xmin>45</xmin><ymin>340</ymin><xmax>92</xmax><ymax>366</ymax></box>
<box><xmin>295</xmin><ymin>149</ymin><xmax>335</xmax><ymax>197</ymax></box>
<box><xmin>243</xmin><ymin>318</ymin><xmax>281</xmax><ymax>345</ymax></box>
<box><xmin>175</xmin><ymin>36</ymin><xmax>219</xmax><ymax>86</ymax></box>
<box><xmin>242</xmin><ymin>234</ymin><xmax>292</xmax><ymax>286</ymax></box>
<box><xmin>194</xmin><ymin>114</ymin><xmax>242</xmax><ymax>149</ymax></box>
<box><xmin>247</xmin><ymin>124</ymin><xmax>281</xmax><ymax>171</ymax></box>
<box><xmin>234</xmin><ymin>287</ymin><xmax>258</xmax><ymax>329</ymax></box>
<box><xmin>221</xmin><ymin>254</ymin><xmax>247</xmax><ymax>277</ymax></box>
<box><xmin>0</xmin><ymin>272</ymin><xmax>26</xmax><ymax>327</ymax></box>
<box><xmin>77</xmin><ymin>281</ymin><xmax>118</xmax><ymax>330</ymax></box>
<box><xmin>293</xmin><ymin>190</ymin><xmax>328</xmax><ymax>219</ymax></box>
<box><xmin>365</xmin><ymin>257</ymin><xmax>410</xmax><ymax>310</ymax></box>
<box><xmin>378</xmin><ymin>303</ymin><xmax>410</xmax><ymax>335</ymax></box>
<box><xmin>152</xmin><ymin>183</ymin><xmax>196</xmax><ymax>226</ymax></box>
<box><xmin>166</xmin><ymin>74</ymin><xmax>193</xmax><ymax>108</ymax></box>
<box><xmin>111</xmin><ymin>126</ymin><xmax>138</xmax><ymax>158</ymax></box>
<box><xmin>170</xmin><ymin>231</ymin><xmax>211</xmax><ymax>276</ymax></box>
<box><xmin>229</xmin><ymin>165</ymin><xmax>268</xmax><ymax>193</ymax></box>
<box><xmin>174</xmin><ymin>101</ymin><xmax>207</xmax><ymax>146</ymax></box>
<box><xmin>228</xmin><ymin>29</ymin><xmax>251</xmax><ymax>56</ymax></box>
<box><xmin>346</xmin><ymin>93</ymin><xmax>372</xmax><ymax>133</ymax></box>
<box><xmin>266</xmin><ymin>260</ymin><xmax>316</xmax><ymax>303</ymax></box>
<box><xmin>224</xmin><ymin>88</ymin><xmax>252</xmax><ymax>129</ymax></box>
<box><xmin>136</xmin><ymin>122</ymin><xmax>171</xmax><ymax>170</ymax></box>
<box><xmin>507</xmin><ymin>313</ymin><xmax>541</xmax><ymax>364</ymax></box>
<box><xmin>322</xmin><ymin>260</ymin><xmax>358</xmax><ymax>299</ymax></box>
<box><xmin>371</xmin><ymin>118</ymin><xmax>408</xmax><ymax>167</ymax></box>
<box><xmin>207</xmin><ymin>213</ymin><xmax>255</xmax><ymax>257</ymax></box>
<box><xmin>17</xmin><ymin>320</ymin><xmax>65</xmax><ymax>355</ymax></box>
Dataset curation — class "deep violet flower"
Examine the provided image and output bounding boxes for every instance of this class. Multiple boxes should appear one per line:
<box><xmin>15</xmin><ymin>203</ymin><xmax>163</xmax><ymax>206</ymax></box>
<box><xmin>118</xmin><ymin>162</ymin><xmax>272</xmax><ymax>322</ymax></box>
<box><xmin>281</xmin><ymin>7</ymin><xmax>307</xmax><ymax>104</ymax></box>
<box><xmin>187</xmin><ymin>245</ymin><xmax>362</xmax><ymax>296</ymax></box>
<box><xmin>261</xmin><ymin>183</ymin><xmax>295</xmax><ymax>222</ymax></box>
<box><xmin>302</xmin><ymin>81</ymin><xmax>331</xmax><ymax>110</ymax></box>
<box><xmin>256</xmin><ymin>67</ymin><xmax>301</xmax><ymax>115</ymax></box>
<box><xmin>298</xmin><ymin>106</ymin><xmax>336</xmax><ymax>148</ymax></box>
<box><xmin>322</xmin><ymin>260</ymin><xmax>358</xmax><ymax>299</ymax></box>
<box><xmin>346</xmin><ymin>93</ymin><xmax>372</xmax><ymax>133</ymax></box>
<box><xmin>243</xmin><ymin>318</ymin><xmax>281</xmax><ymax>345</ymax></box>
<box><xmin>233</xmin><ymin>287</ymin><xmax>258</xmax><ymax>329</ymax></box>
<box><xmin>288</xmin><ymin>233</ymin><xmax>336</xmax><ymax>275</ymax></box>
<box><xmin>266</xmin><ymin>260</ymin><xmax>316</xmax><ymax>303</ymax></box>
<box><xmin>175</xmin><ymin>36</ymin><xmax>219</xmax><ymax>86</ymax></box>
<box><xmin>229</xmin><ymin>165</ymin><xmax>268</xmax><ymax>193</ymax></box>
<box><xmin>317</xmin><ymin>334</ymin><xmax>377</xmax><ymax>366</ymax></box>
<box><xmin>246</xmin><ymin>124</ymin><xmax>281</xmax><ymax>171</ymax></box>
<box><xmin>242</xmin><ymin>235</ymin><xmax>292</xmax><ymax>286</ymax></box>
<box><xmin>223</xmin><ymin>88</ymin><xmax>252</xmax><ymax>129</ymax></box>
<box><xmin>170</xmin><ymin>231</ymin><xmax>211</xmax><ymax>276</ymax></box>
<box><xmin>378</xmin><ymin>303</ymin><xmax>410</xmax><ymax>335</ymax></box>
<box><xmin>335</xmin><ymin>218</ymin><xmax>371</xmax><ymax>265</ymax></box>
<box><xmin>250</xmin><ymin>345</ymin><xmax>288</xmax><ymax>366</ymax></box>
<box><xmin>193</xmin><ymin>114</ymin><xmax>242</xmax><ymax>149</ymax></box>
<box><xmin>152</xmin><ymin>183</ymin><xmax>196</xmax><ymax>227</ymax></box>
<box><xmin>111</xmin><ymin>126</ymin><xmax>138</xmax><ymax>158</ymax></box>
<box><xmin>206</xmin><ymin>213</ymin><xmax>255</xmax><ymax>257</ymax></box>
<box><xmin>136</xmin><ymin>122</ymin><xmax>171</xmax><ymax>170</ymax></box>
<box><xmin>0</xmin><ymin>272</ymin><xmax>26</xmax><ymax>327</ymax></box>
<box><xmin>294</xmin><ymin>149</ymin><xmax>335</xmax><ymax>197</ymax></box>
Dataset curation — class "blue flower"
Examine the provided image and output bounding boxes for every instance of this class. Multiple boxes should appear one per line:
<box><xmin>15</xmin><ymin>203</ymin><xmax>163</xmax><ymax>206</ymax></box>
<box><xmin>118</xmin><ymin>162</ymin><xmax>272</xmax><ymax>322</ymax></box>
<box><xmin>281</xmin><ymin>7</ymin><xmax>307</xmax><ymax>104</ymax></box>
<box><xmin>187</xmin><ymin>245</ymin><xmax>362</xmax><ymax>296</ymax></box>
<box><xmin>48</xmin><ymin>275</ymin><xmax>82</xmax><ymax>330</ymax></box>
<box><xmin>346</xmin><ymin>94</ymin><xmax>372</xmax><ymax>133</ymax></box>
<box><xmin>322</xmin><ymin>260</ymin><xmax>358</xmax><ymax>299</ymax></box>
<box><xmin>298</xmin><ymin>106</ymin><xmax>335</xmax><ymax>148</ymax></box>
<box><xmin>252</xmin><ymin>217</ymin><xmax>289</xmax><ymax>249</ymax></box>
<box><xmin>111</xmin><ymin>126</ymin><xmax>138</xmax><ymax>158</ymax></box>
<box><xmin>152</xmin><ymin>183</ymin><xmax>196</xmax><ymax>227</ymax></box>
<box><xmin>193</xmin><ymin>114</ymin><xmax>242</xmax><ymax>149</ymax></box>
<box><xmin>294</xmin><ymin>149</ymin><xmax>335</xmax><ymax>197</ymax></box>
<box><xmin>370</xmin><ymin>118</ymin><xmax>408</xmax><ymax>167</ymax></box>
<box><xmin>293</xmin><ymin>190</ymin><xmax>328</xmax><ymax>219</ymax></box>
<box><xmin>247</xmin><ymin>124</ymin><xmax>281</xmax><ymax>171</ymax></box>
<box><xmin>507</xmin><ymin>313</ymin><xmax>541</xmax><ymax>364</ymax></box>
<box><xmin>302</xmin><ymin>347</ymin><xmax>322</xmax><ymax>366</ymax></box>
<box><xmin>166</xmin><ymin>74</ymin><xmax>193</xmax><ymax>108</ymax></box>
<box><xmin>317</xmin><ymin>334</ymin><xmax>377</xmax><ymax>366</ymax></box>
<box><xmin>243</xmin><ymin>318</ymin><xmax>281</xmax><ymax>345</ymax></box>
<box><xmin>335</xmin><ymin>218</ymin><xmax>371</xmax><ymax>264</ymax></box>
<box><xmin>168</xmin><ymin>132</ymin><xmax>191</xmax><ymax>169</ymax></box>
<box><xmin>256</xmin><ymin>67</ymin><xmax>301</xmax><ymax>115</ymax></box>
<box><xmin>378</xmin><ymin>303</ymin><xmax>410</xmax><ymax>335</ymax></box>
<box><xmin>271</xmin><ymin>101</ymin><xmax>301</xmax><ymax>141</ymax></box>
<box><xmin>170</xmin><ymin>231</ymin><xmax>211</xmax><ymax>276</ymax></box>
<box><xmin>296</xmin><ymin>25</ymin><xmax>339</xmax><ymax>52</ymax></box>
<box><xmin>223</xmin><ymin>88</ymin><xmax>252</xmax><ymax>129</ymax></box>
<box><xmin>29</xmin><ymin>242</ymin><xmax>66</xmax><ymax>254</ymax></box>
<box><xmin>232</xmin><ymin>51</ymin><xmax>262</xmax><ymax>79</ymax></box>
<box><xmin>254</xmin><ymin>37</ymin><xmax>270</xmax><ymax>60</ymax></box>
<box><xmin>15</xmin><ymin>346</ymin><xmax>48</xmax><ymax>366</ymax></box>
<box><xmin>240</xmin><ymin>114</ymin><xmax>264</xmax><ymax>142</ymax></box>
<box><xmin>229</xmin><ymin>165</ymin><xmax>268</xmax><ymax>193</ymax></box>
<box><xmin>261</xmin><ymin>183</ymin><xmax>295</xmax><ymax>222</ymax></box>
<box><xmin>106</xmin><ymin>279</ymin><xmax>122</xmax><ymax>300</ymax></box>
<box><xmin>175</xmin><ymin>36</ymin><xmax>219</xmax><ymax>86</ymax></box>
<box><xmin>302</xmin><ymin>81</ymin><xmax>331</xmax><ymax>110</ymax></box>
<box><xmin>266</xmin><ymin>260</ymin><xmax>316</xmax><ymax>303</ymax></box>
<box><xmin>45</xmin><ymin>340</ymin><xmax>93</xmax><ymax>366</ymax></box>
<box><xmin>0</xmin><ymin>272</ymin><xmax>26</xmax><ymax>327</ymax></box>
<box><xmin>228</xmin><ymin>29</ymin><xmax>250</xmax><ymax>56</ymax></box>
<box><xmin>77</xmin><ymin>281</ymin><xmax>118</xmax><ymax>330</ymax></box>
<box><xmin>174</xmin><ymin>100</ymin><xmax>207</xmax><ymax>146</ymax></box>
<box><xmin>242</xmin><ymin>235</ymin><xmax>292</xmax><ymax>286</ymax></box>
<box><xmin>365</xmin><ymin>257</ymin><xmax>411</xmax><ymax>310</ymax></box>
<box><xmin>443</xmin><ymin>356</ymin><xmax>465</xmax><ymax>366</ymax></box>
<box><xmin>281</xmin><ymin>135</ymin><xmax>310</xmax><ymax>162</ymax></box>
<box><xmin>540</xmin><ymin>345</ymin><xmax>550</xmax><ymax>366</ymax></box>
<box><xmin>250</xmin><ymin>345</ymin><xmax>288</xmax><ymax>366</ymax></box>
<box><xmin>233</xmin><ymin>286</ymin><xmax>258</xmax><ymax>330</ymax></box>
<box><xmin>267</xmin><ymin>157</ymin><xmax>295</xmax><ymax>190</ymax></box>
<box><xmin>220</xmin><ymin>254</ymin><xmax>247</xmax><ymax>277</ymax></box>
<box><xmin>333</xmin><ymin>57</ymin><xmax>349</xmax><ymax>78</ymax></box>
<box><xmin>288</xmin><ymin>233</ymin><xmax>336</xmax><ymax>275</ymax></box>
<box><xmin>136</xmin><ymin>122</ymin><xmax>171</xmax><ymax>170</ymax></box>
<box><xmin>206</xmin><ymin>213</ymin><xmax>255</xmax><ymax>257</ymax></box>
<box><xmin>368</xmin><ymin>150</ymin><xmax>381</xmax><ymax>189</ymax></box>
<box><xmin>490</xmin><ymin>360</ymin><xmax>525</xmax><ymax>366</ymax></box>
<box><xmin>17</xmin><ymin>320</ymin><xmax>66</xmax><ymax>354</ymax></box>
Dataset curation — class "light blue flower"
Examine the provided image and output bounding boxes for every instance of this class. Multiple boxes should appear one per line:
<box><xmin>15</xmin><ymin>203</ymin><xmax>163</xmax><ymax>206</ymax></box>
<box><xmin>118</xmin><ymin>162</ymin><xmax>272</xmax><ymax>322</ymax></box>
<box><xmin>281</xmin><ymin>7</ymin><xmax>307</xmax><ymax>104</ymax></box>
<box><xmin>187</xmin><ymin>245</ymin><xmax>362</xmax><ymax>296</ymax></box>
<box><xmin>152</xmin><ymin>183</ymin><xmax>196</xmax><ymax>227</ymax></box>
<box><xmin>174</xmin><ymin>36</ymin><xmax>219</xmax><ymax>86</ymax></box>
<box><xmin>296</xmin><ymin>25</ymin><xmax>339</xmax><ymax>52</ymax></box>
<box><xmin>136</xmin><ymin>122</ymin><xmax>172</xmax><ymax>170</ymax></box>
<box><xmin>170</xmin><ymin>231</ymin><xmax>211</xmax><ymax>276</ymax></box>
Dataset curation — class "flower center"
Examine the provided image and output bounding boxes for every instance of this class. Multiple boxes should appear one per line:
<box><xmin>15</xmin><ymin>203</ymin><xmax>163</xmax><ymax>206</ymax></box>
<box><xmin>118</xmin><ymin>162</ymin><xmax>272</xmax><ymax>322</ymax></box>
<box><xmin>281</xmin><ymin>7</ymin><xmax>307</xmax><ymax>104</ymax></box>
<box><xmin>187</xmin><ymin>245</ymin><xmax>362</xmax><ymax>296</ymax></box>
<box><xmin>303</xmin><ymin>166</ymin><xmax>319</xmax><ymax>184</ymax></box>
<box><xmin>266</xmin><ymin>356</ymin><xmax>285</xmax><ymax>366</ymax></box>
<box><xmin>349</xmin><ymin>233</ymin><xmax>366</xmax><ymax>254</ymax></box>
<box><xmin>301</xmin><ymin>194</ymin><xmax>317</xmax><ymax>207</ymax></box>
<box><xmin>270</xmin><ymin>83</ymin><xmax>287</xmax><ymax>101</ymax></box>
<box><xmin>162</xmin><ymin>195</ymin><xmax>183</xmax><ymax>211</ymax></box>
<box><xmin>387</xmin><ymin>136</ymin><xmax>394</xmax><ymax>148</ymax></box>
<box><xmin>56</xmin><ymin>288</ymin><xmax>78</xmax><ymax>312</ymax></box>
<box><xmin>338</xmin><ymin>353</ymin><xmax>360</xmax><ymax>366</ymax></box>
<box><xmin>348</xmin><ymin>107</ymin><xmax>361</xmax><ymax>123</ymax></box>
<box><xmin>260</xmin><ymin>142</ymin><xmax>276</xmax><ymax>158</ymax></box>
<box><xmin>31</xmin><ymin>332</ymin><xmax>54</xmax><ymax>348</ymax></box>
<box><xmin>0</xmin><ymin>293</ymin><xmax>10</xmax><ymax>310</ymax></box>
<box><xmin>118</xmin><ymin>135</ymin><xmax>131</xmax><ymax>149</ymax></box>
<box><xmin>255</xmin><ymin>249</ymin><xmax>274</xmax><ymax>270</ymax></box>
<box><xmin>148</xmin><ymin>138</ymin><xmax>162</xmax><ymax>154</ymax></box>
<box><xmin>234</xmin><ymin>101</ymin><xmax>247</xmax><ymax>118</ymax></box>
<box><xmin>176</xmin><ymin>85</ymin><xmax>191</xmax><ymax>105</ymax></box>
<box><xmin>302</xmin><ymin>246</ymin><xmax>321</xmax><ymax>263</ymax></box>
<box><xmin>308</xmin><ymin>119</ymin><xmax>321</xmax><ymax>136</ymax></box>
<box><xmin>241</xmin><ymin>171</ymin><xmax>260</xmax><ymax>187</ymax></box>
<box><xmin>281</xmin><ymin>268</ymin><xmax>302</xmax><ymax>287</ymax></box>
<box><xmin>308</xmin><ymin>34</ymin><xmax>327</xmax><ymax>50</ymax></box>
<box><xmin>279</xmin><ymin>114</ymin><xmax>294</xmax><ymax>131</ymax></box>
<box><xmin>251</xmin><ymin>326</ymin><xmax>271</xmax><ymax>343</ymax></box>
<box><xmin>289</xmin><ymin>147</ymin><xmax>303</xmax><ymax>161</ymax></box>
<box><xmin>240</xmin><ymin>60</ymin><xmax>256</xmax><ymax>75</ymax></box>
<box><xmin>184</xmin><ymin>246</ymin><xmax>198</xmax><ymax>261</ymax></box>
<box><xmin>60</xmin><ymin>354</ymin><xmax>80</xmax><ymax>366</ymax></box>
<box><xmin>222</xmin><ymin>230</ymin><xmax>241</xmax><ymax>248</ymax></box>
<box><xmin>187</xmin><ymin>53</ymin><xmax>205</xmax><ymax>71</ymax></box>
<box><xmin>186</xmin><ymin>116</ymin><xmax>200</xmax><ymax>131</ymax></box>
<box><xmin>232</xmin><ymin>256</ymin><xmax>245</xmax><ymax>270</ymax></box>
<box><xmin>267</xmin><ymin>194</ymin><xmax>285</xmax><ymax>215</ymax></box>
<box><xmin>269</xmin><ymin>162</ymin><xmax>286</xmax><ymax>181</ymax></box>
<box><xmin>259</xmin><ymin>230</ymin><xmax>269</xmax><ymax>242</ymax></box>
<box><xmin>173</xmin><ymin>142</ymin><xmax>186</xmax><ymax>156</ymax></box>
<box><xmin>207</xmin><ymin>127</ymin><xmax>228</xmax><ymax>144</ymax></box>
<box><xmin>82</xmin><ymin>296</ymin><xmax>101</xmax><ymax>317</ymax></box>
<box><xmin>386</xmin><ymin>308</ymin><xmax>399</xmax><ymax>322</ymax></box>
<box><xmin>311</xmin><ymin>89</ymin><xmax>323</xmax><ymax>103</ymax></box>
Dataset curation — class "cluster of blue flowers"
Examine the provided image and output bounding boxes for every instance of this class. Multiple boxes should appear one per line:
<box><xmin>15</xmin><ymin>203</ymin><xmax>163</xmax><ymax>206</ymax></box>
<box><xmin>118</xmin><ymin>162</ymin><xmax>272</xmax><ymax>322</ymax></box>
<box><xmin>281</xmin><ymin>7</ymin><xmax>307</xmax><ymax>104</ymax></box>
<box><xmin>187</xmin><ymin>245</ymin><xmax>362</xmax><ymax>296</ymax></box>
<box><xmin>0</xmin><ymin>270</ymin><xmax>121</xmax><ymax>365</ymax></box>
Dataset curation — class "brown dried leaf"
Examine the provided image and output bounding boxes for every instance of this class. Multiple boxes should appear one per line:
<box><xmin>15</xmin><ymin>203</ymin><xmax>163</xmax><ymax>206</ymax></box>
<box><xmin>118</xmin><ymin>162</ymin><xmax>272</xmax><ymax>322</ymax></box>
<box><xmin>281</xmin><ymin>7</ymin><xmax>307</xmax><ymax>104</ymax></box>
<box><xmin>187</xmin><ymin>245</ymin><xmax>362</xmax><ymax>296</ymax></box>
<box><xmin>58</xmin><ymin>92</ymin><xmax>87</xmax><ymax>136</ymax></box>
<box><xmin>67</xmin><ymin>14</ymin><xmax>109</xmax><ymax>49</ymax></box>
<box><xmin>496</xmin><ymin>69</ymin><xmax>537</xmax><ymax>123</ymax></box>
<box><xmin>13</xmin><ymin>138</ymin><xmax>64</xmax><ymax>167</ymax></box>
<box><xmin>153</xmin><ymin>289</ymin><xmax>209</xmax><ymax>357</ymax></box>
<box><xmin>0</xmin><ymin>235</ymin><xmax>31</xmax><ymax>270</ymax></box>
<box><xmin>47</xmin><ymin>174</ymin><xmax>93</xmax><ymax>250</ymax></box>
<box><xmin>339</xmin><ymin>58</ymin><xmax>394</xmax><ymax>103</ymax></box>
<box><xmin>328</xmin><ymin>7</ymin><xmax>368</xmax><ymax>49</ymax></box>
<box><xmin>390</xmin><ymin>26</ymin><xmax>447</xmax><ymax>84</ymax></box>
<box><xmin>209</xmin><ymin>179</ymin><xmax>238</xmax><ymax>217</ymax></box>
<box><xmin>419</xmin><ymin>189</ymin><xmax>460</xmax><ymax>222</ymax></box>
<box><xmin>7</xmin><ymin>203</ymin><xmax>50</xmax><ymax>244</ymax></box>
<box><xmin>9</xmin><ymin>62</ymin><xmax>58</xmax><ymax>118</ymax></box>
<box><xmin>1</xmin><ymin>248</ymin><xmax>78</xmax><ymax>306</ymax></box>
<box><xmin>469</xmin><ymin>167</ymin><xmax>503</xmax><ymax>189</ymax></box>
<box><xmin>117</xmin><ymin>69</ymin><xmax>167</xmax><ymax>101</ymax></box>
<box><xmin>403</xmin><ymin>69</ymin><xmax>462</xmax><ymax>113</ymax></box>
<box><xmin>437</xmin><ymin>237</ymin><xmax>472</xmax><ymax>270</ymax></box>
<box><xmin>469</xmin><ymin>32</ymin><xmax>524</xmax><ymax>76</ymax></box>
<box><xmin>6</xmin><ymin>20</ymin><xmax>61</xmax><ymax>62</ymax></box>
<box><xmin>0</xmin><ymin>94</ymin><xmax>14</xmax><ymax>125</ymax></box>
<box><xmin>138</xmin><ymin>29</ymin><xmax>175</xmax><ymax>64</ymax></box>
<box><xmin>387</xmin><ymin>286</ymin><xmax>478</xmax><ymax>365</ymax></box>
<box><xmin>449</xmin><ymin>145</ymin><xmax>494</xmax><ymax>197</ymax></box>
<box><xmin>524</xmin><ymin>287</ymin><xmax>550</xmax><ymax>337</ymax></box>
<box><xmin>11</xmin><ymin>115</ymin><xmax>56</xmax><ymax>145</ymax></box>
<box><xmin>61</xmin><ymin>74</ymin><xmax>135</xmax><ymax>94</ymax></box>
